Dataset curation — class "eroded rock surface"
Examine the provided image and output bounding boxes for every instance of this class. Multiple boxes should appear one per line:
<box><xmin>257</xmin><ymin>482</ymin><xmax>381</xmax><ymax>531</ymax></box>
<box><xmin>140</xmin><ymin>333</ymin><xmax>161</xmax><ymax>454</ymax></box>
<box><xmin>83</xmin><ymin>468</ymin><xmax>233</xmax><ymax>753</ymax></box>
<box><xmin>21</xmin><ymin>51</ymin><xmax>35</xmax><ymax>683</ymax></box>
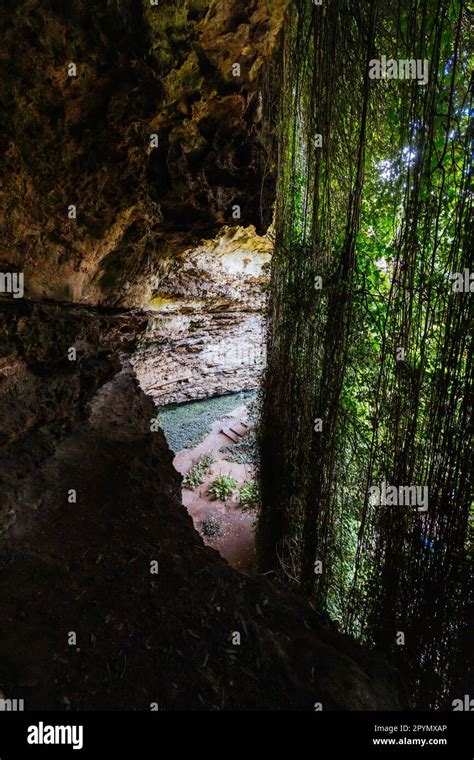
<box><xmin>133</xmin><ymin>226</ymin><xmax>270</xmax><ymax>404</ymax></box>
<box><xmin>0</xmin><ymin>0</ymin><xmax>284</xmax><ymax>306</ymax></box>
<box><xmin>0</xmin><ymin>298</ymin><xmax>146</xmax><ymax>529</ymax></box>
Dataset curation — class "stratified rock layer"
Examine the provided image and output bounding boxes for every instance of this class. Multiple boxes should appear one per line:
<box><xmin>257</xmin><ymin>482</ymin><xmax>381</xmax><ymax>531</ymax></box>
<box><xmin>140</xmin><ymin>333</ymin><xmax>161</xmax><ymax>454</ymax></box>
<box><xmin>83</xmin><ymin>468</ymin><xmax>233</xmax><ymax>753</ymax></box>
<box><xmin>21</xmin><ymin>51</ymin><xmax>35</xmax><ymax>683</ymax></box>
<box><xmin>133</xmin><ymin>226</ymin><xmax>270</xmax><ymax>404</ymax></box>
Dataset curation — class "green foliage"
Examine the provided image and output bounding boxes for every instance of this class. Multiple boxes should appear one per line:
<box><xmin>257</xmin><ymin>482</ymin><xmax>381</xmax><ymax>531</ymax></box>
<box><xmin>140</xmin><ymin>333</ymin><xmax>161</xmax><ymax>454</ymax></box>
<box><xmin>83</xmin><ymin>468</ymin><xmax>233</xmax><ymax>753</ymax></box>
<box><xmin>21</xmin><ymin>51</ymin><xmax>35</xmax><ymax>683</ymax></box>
<box><xmin>200</xmin><ymin>517</ymin><xmax>222</xmax><ymax>538</ymax></box>
<box><xmin>182</xmin><ymin>453</ymin><xmax>215</xmax><ymax>490</ymax></box>
<box><xmin>239</xmin><ymin>480</ymin><xmax>260</xmax><ymax>511</ymax></box>
<box><xmin>156</xmin><ymin>392</ymin><xmax>256</xmax><ymax>452</ymax></box>
<box><xmin>208</xmin><ymin>475</ymin><xmax>237</xmax><ymax>501</ymax></box>
<box><xmin>259</xmin><ymin>0</ymin><xmax>472</xmax><ymax>709</ymax></box>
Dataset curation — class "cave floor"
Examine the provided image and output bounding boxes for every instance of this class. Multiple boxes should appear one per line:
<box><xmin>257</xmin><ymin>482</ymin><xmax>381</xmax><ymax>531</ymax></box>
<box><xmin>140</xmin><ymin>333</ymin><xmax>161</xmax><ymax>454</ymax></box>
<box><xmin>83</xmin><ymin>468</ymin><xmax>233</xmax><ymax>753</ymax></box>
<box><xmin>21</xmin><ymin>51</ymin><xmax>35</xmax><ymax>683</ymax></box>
<box><xmin>173</xmin><ymin>403</ymin><xmax>257</xmax><ymax>574</ymax></box>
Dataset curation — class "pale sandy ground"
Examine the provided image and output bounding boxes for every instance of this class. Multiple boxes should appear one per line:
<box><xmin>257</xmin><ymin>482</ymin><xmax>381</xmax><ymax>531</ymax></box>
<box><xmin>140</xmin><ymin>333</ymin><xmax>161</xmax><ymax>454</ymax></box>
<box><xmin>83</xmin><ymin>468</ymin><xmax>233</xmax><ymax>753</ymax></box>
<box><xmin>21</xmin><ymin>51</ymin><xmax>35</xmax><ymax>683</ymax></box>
<box><xmin>173</xmin><ymin>404</ymin><xmax>257</xmax><ymax>573</ymax></box>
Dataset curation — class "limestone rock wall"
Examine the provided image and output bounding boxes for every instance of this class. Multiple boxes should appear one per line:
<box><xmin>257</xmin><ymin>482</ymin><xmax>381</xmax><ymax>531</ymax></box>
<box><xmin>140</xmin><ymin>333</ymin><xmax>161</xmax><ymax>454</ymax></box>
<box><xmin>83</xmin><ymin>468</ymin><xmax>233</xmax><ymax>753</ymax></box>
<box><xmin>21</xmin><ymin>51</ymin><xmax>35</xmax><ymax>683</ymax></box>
<box><xmin>0</xmin><ymin>0</ymin><xmax>285</xmax><ymax>307</ymax></box>
<box><xmin>133</xmin><ymin>226</ymin><xmax>270</xmax><ymax>405</ymax></box>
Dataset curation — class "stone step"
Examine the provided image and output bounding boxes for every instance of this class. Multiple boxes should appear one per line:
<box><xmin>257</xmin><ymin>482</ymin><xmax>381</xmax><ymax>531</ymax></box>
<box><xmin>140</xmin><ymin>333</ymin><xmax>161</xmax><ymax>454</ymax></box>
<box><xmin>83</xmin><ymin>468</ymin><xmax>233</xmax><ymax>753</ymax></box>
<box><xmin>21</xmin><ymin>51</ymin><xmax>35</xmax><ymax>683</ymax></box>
<box><xmin>228</xmin><ymin>424</ymin><xmax>247</xmax><ymax>438</ymax></box>
<box><xmin>220</xmin><ymin>427</ymin><xmax>240</xmax><ymax>443</ymax></box>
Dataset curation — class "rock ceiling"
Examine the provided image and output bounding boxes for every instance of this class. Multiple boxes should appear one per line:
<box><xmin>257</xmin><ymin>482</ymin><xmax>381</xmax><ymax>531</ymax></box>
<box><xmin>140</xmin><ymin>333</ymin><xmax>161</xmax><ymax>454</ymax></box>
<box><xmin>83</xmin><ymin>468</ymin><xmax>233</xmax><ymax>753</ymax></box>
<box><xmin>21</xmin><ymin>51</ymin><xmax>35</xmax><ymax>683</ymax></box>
<box><xmin>0</xmin><ymin>0</ymin><xmax>287</xmax><ymax>305</ymax></box>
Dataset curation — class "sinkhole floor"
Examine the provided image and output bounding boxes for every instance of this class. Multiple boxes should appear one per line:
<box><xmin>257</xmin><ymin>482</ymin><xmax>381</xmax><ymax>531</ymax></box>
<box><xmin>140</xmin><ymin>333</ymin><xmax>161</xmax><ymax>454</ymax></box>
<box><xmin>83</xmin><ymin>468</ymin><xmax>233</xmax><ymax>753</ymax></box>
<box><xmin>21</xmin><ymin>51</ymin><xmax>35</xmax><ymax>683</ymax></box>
<box><xmin>157</xmin><ymin>392</ymin><xmax>258</xmax><ymax>574</ymax></box>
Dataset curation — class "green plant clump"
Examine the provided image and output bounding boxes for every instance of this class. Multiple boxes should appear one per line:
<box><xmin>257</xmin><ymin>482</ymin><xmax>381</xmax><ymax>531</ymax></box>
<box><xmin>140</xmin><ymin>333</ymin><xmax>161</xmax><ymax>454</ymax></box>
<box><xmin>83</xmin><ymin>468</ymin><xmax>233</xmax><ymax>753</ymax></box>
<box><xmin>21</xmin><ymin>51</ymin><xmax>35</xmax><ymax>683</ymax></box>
<box><xmin>182</xmin><ymin>453</ymin><xmax>215</xmax><ymax>490</ymax></box>
<box><xmin>208</xmin><ymin>475</ymin><xmax>237</xmax><ymax>501</ymax></box>
<box><xmin>239</xmin><ymin>480</ymin><xmax>260</xmax><ymax>511</ymax></box>
<box><xmin>200</xmin><ymin>516</ymin><xmax>222</xmax><ymax>538</ymax></box>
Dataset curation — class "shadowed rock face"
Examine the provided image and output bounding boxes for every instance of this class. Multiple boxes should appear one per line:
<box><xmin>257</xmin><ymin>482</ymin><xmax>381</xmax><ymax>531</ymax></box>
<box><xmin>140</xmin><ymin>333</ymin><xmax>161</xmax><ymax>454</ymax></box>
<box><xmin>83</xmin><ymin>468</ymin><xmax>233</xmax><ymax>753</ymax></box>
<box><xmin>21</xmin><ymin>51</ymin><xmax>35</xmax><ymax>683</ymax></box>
<box><xmin>0</xmin><ymin>0</ymin><xmax>284</xmax><ymax>306</ymax></box>
<box><xmin>0</xmin><ymin>299</ymin><xmax>147</xmax><ymax>530</ymax></box>
<box><xmin>0</xmin><ymin>304</ymin><xmax>407</xmax><ymax>709</ymax></box>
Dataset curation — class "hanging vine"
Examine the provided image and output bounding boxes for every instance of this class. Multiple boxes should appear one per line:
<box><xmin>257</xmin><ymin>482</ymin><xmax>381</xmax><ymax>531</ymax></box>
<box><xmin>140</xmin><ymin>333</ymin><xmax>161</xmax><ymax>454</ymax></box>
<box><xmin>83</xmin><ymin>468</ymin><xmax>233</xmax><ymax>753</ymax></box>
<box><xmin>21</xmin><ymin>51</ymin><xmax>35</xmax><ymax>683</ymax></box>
<box><xmin>259</xmin><ymin>0</ymin><xmax>472</xmax><ymax>708</ymax></box>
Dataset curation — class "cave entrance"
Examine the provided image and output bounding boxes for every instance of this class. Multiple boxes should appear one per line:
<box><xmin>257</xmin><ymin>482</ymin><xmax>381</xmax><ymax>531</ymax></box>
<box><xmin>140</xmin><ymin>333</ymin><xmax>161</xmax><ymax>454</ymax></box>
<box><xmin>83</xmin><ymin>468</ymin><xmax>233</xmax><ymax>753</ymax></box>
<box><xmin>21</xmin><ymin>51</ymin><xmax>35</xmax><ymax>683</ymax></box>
<box><xmin>132</xmin><ymin>226</ymin><xmax>270</xmax><ymax>573</ymax></box>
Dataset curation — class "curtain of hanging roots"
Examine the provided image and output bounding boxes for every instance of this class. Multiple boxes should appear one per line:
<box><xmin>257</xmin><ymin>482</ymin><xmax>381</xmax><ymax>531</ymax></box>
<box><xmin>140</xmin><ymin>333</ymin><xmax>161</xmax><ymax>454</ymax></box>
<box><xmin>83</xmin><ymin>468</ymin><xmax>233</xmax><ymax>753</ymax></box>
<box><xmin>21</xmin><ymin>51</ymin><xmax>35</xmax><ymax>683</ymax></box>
<box><xmin>258</xmin><ymin>0</ymin><xmax>377</xmax><ymax>596</ymax></box>
<box><xmin>259</xmin><ymin>0</ymin><xmax>472</xmax><ymax>708</ymax></box>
